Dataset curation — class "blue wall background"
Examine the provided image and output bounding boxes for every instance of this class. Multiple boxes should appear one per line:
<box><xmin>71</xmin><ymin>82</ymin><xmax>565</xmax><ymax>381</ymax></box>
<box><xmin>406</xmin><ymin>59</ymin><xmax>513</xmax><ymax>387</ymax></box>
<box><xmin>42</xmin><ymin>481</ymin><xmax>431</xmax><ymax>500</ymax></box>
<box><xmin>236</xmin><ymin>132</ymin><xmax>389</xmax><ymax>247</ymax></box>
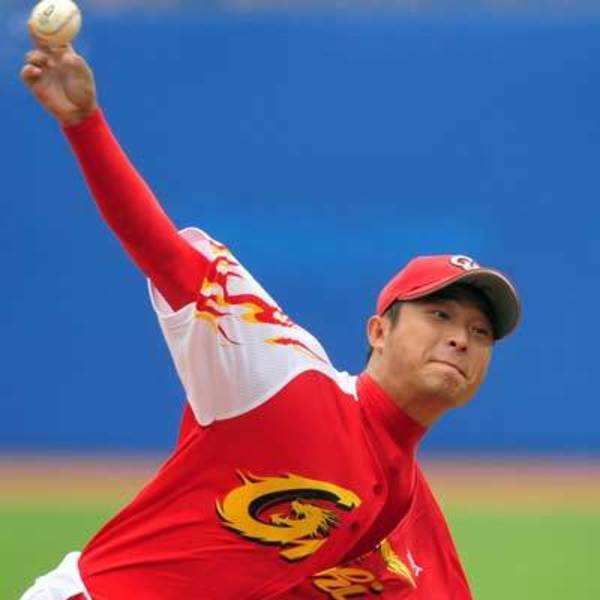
<box><xmin>3</xmin><ymin>6</ymin><xmax>599</xmax><ymax>452</ymax></box>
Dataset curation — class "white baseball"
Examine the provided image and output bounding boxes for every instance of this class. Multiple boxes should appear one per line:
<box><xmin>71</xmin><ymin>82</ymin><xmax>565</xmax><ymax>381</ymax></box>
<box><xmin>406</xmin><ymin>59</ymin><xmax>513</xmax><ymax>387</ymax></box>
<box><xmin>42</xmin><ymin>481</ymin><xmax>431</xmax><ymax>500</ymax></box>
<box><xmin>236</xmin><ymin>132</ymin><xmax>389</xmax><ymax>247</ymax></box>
<box><xmin>29</xmin><ymin>0</ymin><xmax>82</xmax><ymax>46</ymax></box>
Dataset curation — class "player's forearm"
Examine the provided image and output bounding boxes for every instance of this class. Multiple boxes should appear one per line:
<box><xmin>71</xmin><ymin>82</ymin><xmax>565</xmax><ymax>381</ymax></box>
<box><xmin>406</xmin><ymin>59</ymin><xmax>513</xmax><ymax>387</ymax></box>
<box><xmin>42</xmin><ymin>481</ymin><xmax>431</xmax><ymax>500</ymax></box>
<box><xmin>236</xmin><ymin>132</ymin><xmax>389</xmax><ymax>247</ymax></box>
<box><xmin>62</xmin><ymin>109</ymin><xmax>205</xmax><ymax>310</ymax></box>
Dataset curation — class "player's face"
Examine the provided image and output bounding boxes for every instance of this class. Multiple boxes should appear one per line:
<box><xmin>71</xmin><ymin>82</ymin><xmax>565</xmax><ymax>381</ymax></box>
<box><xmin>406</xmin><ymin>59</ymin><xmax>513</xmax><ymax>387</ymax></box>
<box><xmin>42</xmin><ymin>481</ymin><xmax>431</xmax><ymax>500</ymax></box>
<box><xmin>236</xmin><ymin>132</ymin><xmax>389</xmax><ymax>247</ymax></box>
<box><xmin>371</xmin><ymin>294</ymin><xmax>494</xmax><ymax>412</ymax></box>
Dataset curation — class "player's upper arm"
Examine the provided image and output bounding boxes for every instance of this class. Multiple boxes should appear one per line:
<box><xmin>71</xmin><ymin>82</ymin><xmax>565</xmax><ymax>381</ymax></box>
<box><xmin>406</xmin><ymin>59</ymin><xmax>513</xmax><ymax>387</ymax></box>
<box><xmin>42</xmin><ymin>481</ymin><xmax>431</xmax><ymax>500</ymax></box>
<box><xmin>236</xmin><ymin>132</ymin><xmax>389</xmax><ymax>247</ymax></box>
<box><xmin>148</xmin><ymin>227</ymin><xmax>334</xmax><ymax>425</ymax></box>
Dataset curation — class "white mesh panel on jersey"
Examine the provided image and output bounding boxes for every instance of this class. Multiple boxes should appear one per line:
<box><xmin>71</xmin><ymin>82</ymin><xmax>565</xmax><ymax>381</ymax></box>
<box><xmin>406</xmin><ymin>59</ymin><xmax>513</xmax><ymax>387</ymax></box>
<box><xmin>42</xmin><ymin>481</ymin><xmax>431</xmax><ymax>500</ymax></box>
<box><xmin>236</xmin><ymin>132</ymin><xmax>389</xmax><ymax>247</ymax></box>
<box><xmin>148</xmin><ymin>227</ymin><xmax>355</xmax><ymax>426</ymax></box>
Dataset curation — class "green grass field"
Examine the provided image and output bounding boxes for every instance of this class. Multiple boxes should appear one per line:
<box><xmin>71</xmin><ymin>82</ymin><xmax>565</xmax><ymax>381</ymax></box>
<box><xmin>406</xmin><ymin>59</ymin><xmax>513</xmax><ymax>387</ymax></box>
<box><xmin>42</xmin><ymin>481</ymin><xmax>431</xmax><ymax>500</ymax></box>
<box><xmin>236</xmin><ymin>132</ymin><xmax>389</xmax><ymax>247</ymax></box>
<box><xmin>3</xmin><ymin>458</ymin><xmax>599</xmax><ymax>599</ymax></box>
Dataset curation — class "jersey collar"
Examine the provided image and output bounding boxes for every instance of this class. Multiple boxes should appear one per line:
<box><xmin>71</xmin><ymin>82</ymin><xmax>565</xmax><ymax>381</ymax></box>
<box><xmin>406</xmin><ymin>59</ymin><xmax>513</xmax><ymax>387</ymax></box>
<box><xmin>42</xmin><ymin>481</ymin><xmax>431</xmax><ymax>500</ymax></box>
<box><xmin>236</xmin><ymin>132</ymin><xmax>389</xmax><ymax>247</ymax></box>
<box><xmin>357</xmin><ymin>372</ymin><xmax>427</xmax><ymax>451</ymax></box>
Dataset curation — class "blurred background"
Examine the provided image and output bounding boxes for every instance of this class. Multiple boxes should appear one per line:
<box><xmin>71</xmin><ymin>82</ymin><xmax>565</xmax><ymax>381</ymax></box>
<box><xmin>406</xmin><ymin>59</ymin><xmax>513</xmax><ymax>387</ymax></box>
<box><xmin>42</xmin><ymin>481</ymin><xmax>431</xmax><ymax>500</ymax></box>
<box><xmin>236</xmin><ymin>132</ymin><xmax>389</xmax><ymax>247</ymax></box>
<box><xmin>2</xmin><ymin>0</ymin><xmax>599</xmax><ymax>598</ymax></box>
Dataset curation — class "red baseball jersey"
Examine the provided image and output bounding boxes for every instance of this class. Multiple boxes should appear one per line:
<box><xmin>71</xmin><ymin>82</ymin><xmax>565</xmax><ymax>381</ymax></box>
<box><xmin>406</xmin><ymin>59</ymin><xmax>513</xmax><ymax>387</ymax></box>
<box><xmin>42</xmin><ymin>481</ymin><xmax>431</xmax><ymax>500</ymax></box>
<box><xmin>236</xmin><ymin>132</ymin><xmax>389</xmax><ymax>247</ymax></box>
<box><xmin>77</xmin><ymin>228</ymin><xmax>473</xmax><ymax>599</ymax></box>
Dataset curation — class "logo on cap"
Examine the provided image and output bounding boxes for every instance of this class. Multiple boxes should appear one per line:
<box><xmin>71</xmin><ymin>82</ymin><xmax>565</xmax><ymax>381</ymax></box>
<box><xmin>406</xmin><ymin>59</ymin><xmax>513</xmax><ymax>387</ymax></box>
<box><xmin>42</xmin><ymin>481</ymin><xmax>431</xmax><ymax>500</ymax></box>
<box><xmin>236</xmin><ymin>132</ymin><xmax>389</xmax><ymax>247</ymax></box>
<box><xmin>450</xmin><ymin>255</ymin><xmax>480</xmax><ymax>271</ymax></box>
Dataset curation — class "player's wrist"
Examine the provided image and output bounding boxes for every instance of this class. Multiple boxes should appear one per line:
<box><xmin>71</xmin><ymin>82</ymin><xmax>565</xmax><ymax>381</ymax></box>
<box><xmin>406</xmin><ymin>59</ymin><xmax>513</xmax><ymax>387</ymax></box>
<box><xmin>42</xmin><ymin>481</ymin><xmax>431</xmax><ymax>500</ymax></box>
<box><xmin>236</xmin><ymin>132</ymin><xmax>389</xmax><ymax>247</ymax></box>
<box><xmin>61</xmin><ymin>104</ymin><xmax>100</xmax><ymax>129</ymax></box>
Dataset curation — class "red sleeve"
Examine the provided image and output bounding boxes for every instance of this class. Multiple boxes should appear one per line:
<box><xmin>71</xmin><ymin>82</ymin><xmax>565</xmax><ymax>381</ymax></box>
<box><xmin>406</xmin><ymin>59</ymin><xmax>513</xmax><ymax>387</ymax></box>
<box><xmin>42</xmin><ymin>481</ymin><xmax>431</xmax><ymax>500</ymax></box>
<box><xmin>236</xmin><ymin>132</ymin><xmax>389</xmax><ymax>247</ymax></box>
<box><xmin>62</xmin><ymin>109</ymin><xmax>207</xmax><ymax>311</ymax></box>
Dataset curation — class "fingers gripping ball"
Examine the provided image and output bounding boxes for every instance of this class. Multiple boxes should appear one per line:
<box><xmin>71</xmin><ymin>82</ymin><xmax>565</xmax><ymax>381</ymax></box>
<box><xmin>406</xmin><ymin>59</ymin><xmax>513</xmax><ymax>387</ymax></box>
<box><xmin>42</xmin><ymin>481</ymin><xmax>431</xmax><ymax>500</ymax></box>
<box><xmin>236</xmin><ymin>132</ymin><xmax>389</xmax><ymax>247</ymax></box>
<box><xmin>29</xmin><ymin>0</ymin><xmax>81</xmax><ymax>47</ymax></box>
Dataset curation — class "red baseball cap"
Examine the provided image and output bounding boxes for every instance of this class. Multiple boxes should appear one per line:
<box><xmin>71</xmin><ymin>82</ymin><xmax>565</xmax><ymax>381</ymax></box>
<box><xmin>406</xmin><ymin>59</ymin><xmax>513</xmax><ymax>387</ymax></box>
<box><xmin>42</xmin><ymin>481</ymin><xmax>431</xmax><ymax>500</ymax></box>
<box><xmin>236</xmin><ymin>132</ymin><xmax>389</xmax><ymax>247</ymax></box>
<box><xmin>376</xmin><ymin>255</ymin><xmax>521</xmax><ymax>340</ymax></box>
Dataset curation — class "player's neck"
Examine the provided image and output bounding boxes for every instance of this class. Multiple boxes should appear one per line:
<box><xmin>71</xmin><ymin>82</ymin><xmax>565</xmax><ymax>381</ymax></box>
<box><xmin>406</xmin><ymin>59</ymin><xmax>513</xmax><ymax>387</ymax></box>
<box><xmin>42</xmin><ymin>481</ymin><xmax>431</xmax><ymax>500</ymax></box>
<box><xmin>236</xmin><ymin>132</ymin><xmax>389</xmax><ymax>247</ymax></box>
<box><xmin>364</xmin><ymin>365</ymin><xmax>448</xmax><ymax>427</ymax></box>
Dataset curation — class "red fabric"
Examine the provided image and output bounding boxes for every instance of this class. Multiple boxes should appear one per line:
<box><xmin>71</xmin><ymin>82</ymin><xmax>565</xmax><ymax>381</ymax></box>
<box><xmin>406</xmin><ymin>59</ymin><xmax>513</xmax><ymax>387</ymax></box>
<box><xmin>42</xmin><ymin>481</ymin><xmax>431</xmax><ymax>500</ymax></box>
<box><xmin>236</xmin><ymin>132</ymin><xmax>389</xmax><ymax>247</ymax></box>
<box><xmin>345</xmin><ymin>375</ymin><xmax>425</xmax><ymax>560</ymax></box>
<box><xmin>286</xmin><ymin>376</ymin><xmax>472</xmax><ymax>598</ymax></box>
<box><xmin>286</xmin><ymin>470</ymin><xmax>472</xmax><ymax>599</ymax></box>
<box><xmin>68</xmin><ymin>595</ymin><xmax>86</xmax><ymax>600</ymax></box>
<box><xmin>78</xmin><ymin>373</ymin><xmax>471</xmax><ymax>599</ymax></box>
<box><xmin>62</xmin><ymin>110</ymin><xmax>206</xmax><ymax>311</ymax></box>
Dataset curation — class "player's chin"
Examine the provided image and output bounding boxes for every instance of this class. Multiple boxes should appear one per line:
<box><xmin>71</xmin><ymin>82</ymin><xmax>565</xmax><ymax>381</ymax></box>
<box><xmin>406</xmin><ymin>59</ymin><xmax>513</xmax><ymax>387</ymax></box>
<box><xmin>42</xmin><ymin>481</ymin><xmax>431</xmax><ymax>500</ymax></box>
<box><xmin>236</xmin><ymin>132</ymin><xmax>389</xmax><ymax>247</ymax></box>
<box><xmin>422</xmin><ymin>373</ymin><xmax>470</xmax><ymax>407</ymax></box>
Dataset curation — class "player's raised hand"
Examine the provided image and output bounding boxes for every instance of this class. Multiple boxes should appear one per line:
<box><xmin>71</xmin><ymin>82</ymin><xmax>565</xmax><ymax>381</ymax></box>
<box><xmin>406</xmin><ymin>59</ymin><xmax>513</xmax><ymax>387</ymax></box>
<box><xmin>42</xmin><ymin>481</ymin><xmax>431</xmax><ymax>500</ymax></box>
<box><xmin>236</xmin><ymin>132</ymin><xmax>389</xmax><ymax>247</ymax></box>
<box><xmin>20</xmin><ymin>33</ymin><xmax>98</xmax><ymax>126</ymax></box>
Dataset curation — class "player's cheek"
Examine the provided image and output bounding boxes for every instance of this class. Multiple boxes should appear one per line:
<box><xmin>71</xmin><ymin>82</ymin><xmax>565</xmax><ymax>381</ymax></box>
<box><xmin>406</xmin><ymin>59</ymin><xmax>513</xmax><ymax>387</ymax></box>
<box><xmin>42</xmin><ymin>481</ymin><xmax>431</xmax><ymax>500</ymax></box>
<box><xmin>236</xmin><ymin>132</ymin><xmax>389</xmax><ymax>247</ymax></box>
<box><xmin>472</xmin><ymin>356</ymin><xmax>490</xmax><ymax>390</ymax></box>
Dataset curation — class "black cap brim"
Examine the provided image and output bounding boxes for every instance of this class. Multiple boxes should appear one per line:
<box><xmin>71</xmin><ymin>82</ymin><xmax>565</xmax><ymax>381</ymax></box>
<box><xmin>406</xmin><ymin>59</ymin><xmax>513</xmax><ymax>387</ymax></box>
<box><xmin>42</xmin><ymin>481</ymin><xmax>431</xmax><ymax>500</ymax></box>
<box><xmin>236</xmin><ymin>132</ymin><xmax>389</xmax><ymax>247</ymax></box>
<box><xmin>450</xmin><ymin>269</ymin><xmax>521</xmax><ymax>340</ymax></box>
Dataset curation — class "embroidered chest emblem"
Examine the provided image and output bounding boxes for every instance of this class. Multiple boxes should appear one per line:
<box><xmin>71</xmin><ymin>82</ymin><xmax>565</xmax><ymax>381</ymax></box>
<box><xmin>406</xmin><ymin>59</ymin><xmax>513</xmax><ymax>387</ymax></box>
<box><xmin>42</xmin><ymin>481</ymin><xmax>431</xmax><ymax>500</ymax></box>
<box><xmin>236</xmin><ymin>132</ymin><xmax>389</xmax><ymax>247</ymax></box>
<box><xmin>217</xmin><ymin>472</ymin><xmax>361</xmax><ymax>561</ymax></box>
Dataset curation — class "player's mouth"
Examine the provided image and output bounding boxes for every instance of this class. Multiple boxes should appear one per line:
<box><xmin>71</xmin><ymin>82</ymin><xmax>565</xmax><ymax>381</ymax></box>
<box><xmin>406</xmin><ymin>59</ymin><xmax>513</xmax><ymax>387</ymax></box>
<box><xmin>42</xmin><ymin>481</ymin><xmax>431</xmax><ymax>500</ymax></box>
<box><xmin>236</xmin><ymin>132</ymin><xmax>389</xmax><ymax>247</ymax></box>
<box><xmin>430</xmin><ymin>360</ymin><xmax>467</xmax><ymax>379</ymax></box>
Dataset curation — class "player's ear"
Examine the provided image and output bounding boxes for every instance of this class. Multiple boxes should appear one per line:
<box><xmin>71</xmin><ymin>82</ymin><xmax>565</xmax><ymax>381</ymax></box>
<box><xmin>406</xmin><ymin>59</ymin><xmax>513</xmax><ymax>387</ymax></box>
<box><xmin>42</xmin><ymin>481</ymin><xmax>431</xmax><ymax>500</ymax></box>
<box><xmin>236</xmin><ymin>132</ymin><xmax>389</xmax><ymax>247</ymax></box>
<box><xmin>366</xmin><ymin>315</ymin><xmax>387</xmax><ymax>355</ymax></box>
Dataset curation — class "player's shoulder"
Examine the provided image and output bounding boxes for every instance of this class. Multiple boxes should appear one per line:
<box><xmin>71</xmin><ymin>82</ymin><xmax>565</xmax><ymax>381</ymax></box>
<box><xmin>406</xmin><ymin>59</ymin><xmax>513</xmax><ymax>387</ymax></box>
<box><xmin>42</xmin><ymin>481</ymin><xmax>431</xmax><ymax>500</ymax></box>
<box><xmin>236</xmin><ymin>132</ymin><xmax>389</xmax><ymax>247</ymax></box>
<box><xmin>213</xmin><ymin>367</ymin><xmax>361</xmax><ymax>437</ymax></box>
<box><xmin>273</xmin><ymin>367</ymin><xmax>361</xmax><ymax>422</ymax></box>
<box><xmin>150</xmin><ymin>226</ymin><xmax>361</xmax><ymax>425</ymax></box>
<box><xmin>307</xmin><ymin>367</ymin><xmax>359</xmax><ymax>400</ymax></box>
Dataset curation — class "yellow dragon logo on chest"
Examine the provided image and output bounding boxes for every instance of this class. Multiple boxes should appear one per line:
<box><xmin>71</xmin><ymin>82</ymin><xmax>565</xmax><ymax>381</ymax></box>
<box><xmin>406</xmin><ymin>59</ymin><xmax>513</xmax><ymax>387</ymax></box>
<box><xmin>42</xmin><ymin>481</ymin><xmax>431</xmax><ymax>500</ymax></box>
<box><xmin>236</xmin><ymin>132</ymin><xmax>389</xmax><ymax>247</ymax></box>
<box><xmin>217</xmin><ymin>472</ymin><xmax>362</xmax><ymax>561</ymax></box>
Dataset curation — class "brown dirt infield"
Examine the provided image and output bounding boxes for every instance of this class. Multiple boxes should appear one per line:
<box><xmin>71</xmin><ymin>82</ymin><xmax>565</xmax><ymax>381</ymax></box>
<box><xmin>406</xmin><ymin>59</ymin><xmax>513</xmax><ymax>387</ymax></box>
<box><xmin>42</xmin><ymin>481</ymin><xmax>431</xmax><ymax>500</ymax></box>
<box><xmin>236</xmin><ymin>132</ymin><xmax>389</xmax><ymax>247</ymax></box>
<box><xmin>1</xmin><ymin>455</ymin><xmax>599</xmax><ymax>511</ymax></box>
<box><xmin>422</xmin><ymin>456</ymin><xmax>600</xmax><ymax>511</ymax></box>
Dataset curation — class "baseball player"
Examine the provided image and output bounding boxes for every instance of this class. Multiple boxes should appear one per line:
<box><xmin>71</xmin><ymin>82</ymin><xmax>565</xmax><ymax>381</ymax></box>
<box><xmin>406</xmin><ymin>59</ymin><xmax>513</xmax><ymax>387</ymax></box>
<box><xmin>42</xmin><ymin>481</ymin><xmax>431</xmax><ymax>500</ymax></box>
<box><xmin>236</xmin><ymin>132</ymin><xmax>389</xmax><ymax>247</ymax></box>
<box><xmin>20</xmin><ymin>40</ymin><xmax>520</xmax><ymax>600</ymax></box>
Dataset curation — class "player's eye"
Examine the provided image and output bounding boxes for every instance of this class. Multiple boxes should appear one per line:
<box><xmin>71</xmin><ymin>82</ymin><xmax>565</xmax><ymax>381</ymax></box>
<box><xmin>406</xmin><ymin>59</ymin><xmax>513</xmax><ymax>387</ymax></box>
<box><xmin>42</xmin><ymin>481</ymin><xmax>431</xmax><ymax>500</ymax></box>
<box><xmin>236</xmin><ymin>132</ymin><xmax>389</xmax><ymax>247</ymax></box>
<box><xmin>473</xmin><ymin>325</ymin><xmax>492</xmax><ymax>338</ymax></box>
<box><xmin>431</xmin><ymin>309</ymin><xmax>450</xmax><ymax>320</ymax></box>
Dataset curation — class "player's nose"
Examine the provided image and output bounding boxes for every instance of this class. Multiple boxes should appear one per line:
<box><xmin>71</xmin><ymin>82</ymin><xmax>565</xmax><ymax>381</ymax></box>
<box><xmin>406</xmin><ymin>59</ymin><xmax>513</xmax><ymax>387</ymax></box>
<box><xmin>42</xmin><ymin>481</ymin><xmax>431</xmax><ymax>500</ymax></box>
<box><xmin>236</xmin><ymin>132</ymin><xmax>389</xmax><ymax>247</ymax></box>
<box><xmin>447</xmin><ymin>329</ymin><xmax>469</xmax><ymax>353</ymax></box>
